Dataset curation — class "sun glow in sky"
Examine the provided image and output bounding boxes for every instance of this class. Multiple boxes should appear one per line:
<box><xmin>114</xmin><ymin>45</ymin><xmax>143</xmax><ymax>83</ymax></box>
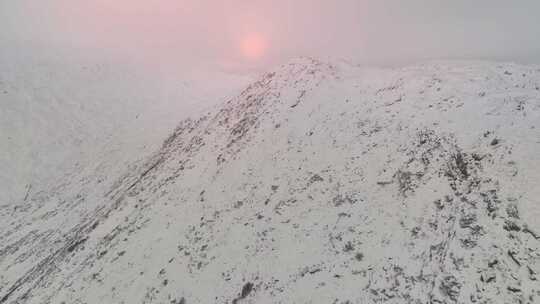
<box><xmin>2</xmin><ymin>0</ymin><xmax>540</xmax><ymax>73</ymax></box>
<box><xmin>240</xmin><ymin>34</ymin><xmax>268</xmax><ymax>60</ymax></box>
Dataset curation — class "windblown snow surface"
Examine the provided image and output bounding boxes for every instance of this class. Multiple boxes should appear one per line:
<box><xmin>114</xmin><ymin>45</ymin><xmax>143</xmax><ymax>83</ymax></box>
<box><xmin>1</xmin><ymin>58</ymin><xmax>540</xmax><ymax>304</ymax></box>
<box><xmin>0</xmin><ymin>51</ymin><xmax>250</xmax><ymax>205</ymax></box>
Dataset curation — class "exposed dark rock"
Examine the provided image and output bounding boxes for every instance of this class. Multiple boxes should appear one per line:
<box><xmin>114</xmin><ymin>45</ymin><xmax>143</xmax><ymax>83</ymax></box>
<box><xmin>171</xmin><ymin>297</ymin><xmax>185</xmax><ymax>304</ymax></box>
<box><xmin>308</xmin><ymin>174</ymin><xmax>324</xmax><ymax>185</ymax></box>
<box><xmin>527</xmin><ymin>266</ymin><xmax>537</xmax><ymax>281</ymax></box>
<box><xmin>395</xmin><ymin>170</ymin><xmax>419</xmax><ymax>196</ymax></box>
<box><xmin>503</xmin><ymin>220</ymin><xmax>521</xmax><ymax>232</ymax></box>
<box><xmin>459</xmin><ymin>214</ymin><xmax>477</xmax><ymax>229</ymax></box>
<box><xmin>507</xmin><ymin>286</ymin><xmax>521</xmax><ymax>293</ymax></box>
<box><xmin>488</xmin><ymin>260</ymin><xmax>498</xmax><ymax>268</ymax></box>
<box><xmin>333</xmin><ymin>194</ymin><xmax>357</xmax><ymax>207</ymax></box>
<box><xmin>309</xmin><ymin>268</ymin><xmax>321</xmax><ymax>275</ymax></box>
<box><xmin>507</xmin><ymin>250</ymin><xmax>521</xmax><ymax>266</ymax></box>
<box><xmin>506</xmin><ymin>204</ymin><xmax>520</xmax><ymax>219</ymax></box>
<box><xmin>67</xmin><ymin>237</ymin><xmax>88</xmax><ymax>253</ymax></box>
<box><xmin>343</xmin><ymin>241</ymin><xmax>354</xmax><ymax>252</ymax></box>
<box><xmin>434</xmin><ymin>199</ymin><xmax>444</xmax><ymax>210</ymax></box>
<box><xmin>522</xmin><ymin>225</ymin><xmax>540</xmax><ymax>239</ymax></box>
<box><xmin>439</xmin><ymin>275</ymin><xmax>461</xmax><ymax>301</ymax></box>
<box><xmin>453</xmin><ymin>152</ymin><xmax>469</xmax><ymax>179</ymax></box>
<box><xmin>460</xmin><ymin>238</ymin><xmax>478</xmax><ymax>249</ymax></box>
<box><xmin>232</xmin><ymin>282</ymin><xmax>254</xmax><ymax>304</ymax></box>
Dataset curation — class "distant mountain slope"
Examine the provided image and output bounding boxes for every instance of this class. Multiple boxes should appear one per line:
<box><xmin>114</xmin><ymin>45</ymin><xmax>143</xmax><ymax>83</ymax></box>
<box><xmin>0</xmin><ymin>52</ymin><xmax>250</xmax><ymax>205</ymax></box>
<box><xmin>1</xmin><ymin>58</ymin><xmax>539</xmax><ymax>304</ymax></box>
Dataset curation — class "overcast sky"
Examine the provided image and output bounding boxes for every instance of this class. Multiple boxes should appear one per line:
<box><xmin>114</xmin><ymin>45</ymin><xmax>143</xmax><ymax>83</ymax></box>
<box><xmin>2</xmin><ymin>1</ymin><xmax>540</xmax><ymax>72</ymax></box>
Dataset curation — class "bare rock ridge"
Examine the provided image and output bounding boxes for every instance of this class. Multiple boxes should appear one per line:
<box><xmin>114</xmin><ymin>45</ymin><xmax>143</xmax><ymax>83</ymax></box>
<box><xmin>1</xmin><ymin>58</ymin><xmax>539</xmax><ymax>303</ymax></box>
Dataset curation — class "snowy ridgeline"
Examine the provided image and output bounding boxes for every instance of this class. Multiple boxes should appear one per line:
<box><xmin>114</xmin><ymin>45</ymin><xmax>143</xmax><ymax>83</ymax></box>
<box><xmin>0</xmin><ymin>58</ymin><xmax>539</xmax><ymax>304</ymax></box>
<box><xmin>0</xmin><ymin>55</ymin><xmax>251</xmax><ymax>205</ymax></box>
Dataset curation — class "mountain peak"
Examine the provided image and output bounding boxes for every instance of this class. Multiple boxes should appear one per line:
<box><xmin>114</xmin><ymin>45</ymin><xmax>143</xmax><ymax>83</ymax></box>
<box><xmin>1</xmin><ymin>60</ymin><xmax>539</xmax><ymax>304</ymax></box>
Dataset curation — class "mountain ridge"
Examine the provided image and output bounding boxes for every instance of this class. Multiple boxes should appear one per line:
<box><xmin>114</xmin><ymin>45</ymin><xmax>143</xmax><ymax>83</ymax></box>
<box><xmin>1</xmin><ymin>58</ymin><xmax>539</xmax><ymax>303</ymax></box>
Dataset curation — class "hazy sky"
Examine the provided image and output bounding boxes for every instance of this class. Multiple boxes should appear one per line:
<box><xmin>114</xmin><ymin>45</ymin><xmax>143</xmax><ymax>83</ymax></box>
<box><xmin>2</xmin><ymin>1</ymin><xmax>540</xmax><ymax>72</ymax></box>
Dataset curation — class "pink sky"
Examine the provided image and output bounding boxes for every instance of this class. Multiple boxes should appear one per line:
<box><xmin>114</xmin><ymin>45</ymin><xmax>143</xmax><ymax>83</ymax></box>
<box><xmin>2</xmin><ymin>1</ymin><xmax>540</xmax><ymax>73</ymax></box>
<box><xmin>45</xmin><ymin>1</ymin><xmax>364</xmax><ymax>69</ymax></box>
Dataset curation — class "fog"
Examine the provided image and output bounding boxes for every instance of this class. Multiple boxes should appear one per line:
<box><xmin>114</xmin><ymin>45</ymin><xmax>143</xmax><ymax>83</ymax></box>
<box><xmin>2</xmin><ymin>1</ymin><xmax>540</xmax><ymax>72</ymax></box>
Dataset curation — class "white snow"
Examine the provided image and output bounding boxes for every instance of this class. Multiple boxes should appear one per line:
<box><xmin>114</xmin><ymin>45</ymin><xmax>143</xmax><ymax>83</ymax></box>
<box><xmin>0</xmin><ymin>50</ymin><xmax>251</xmax><ymax>205</ymax></box>
<box><xmin>1</xmin><ymin>58</ymin><xmax>539</xmax><ymax>304</ymax></box>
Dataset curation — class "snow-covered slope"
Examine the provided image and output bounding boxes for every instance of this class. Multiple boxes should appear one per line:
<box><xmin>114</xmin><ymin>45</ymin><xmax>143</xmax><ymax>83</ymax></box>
<box><xmin>0</xmin><ymin>52</ymin><xmax>250</xmax><ymax>205</ymax></box>
<box><xmin>1</xmin><ymin>58</ymin><xmax>539</xmax><ymax>304</ymax></box>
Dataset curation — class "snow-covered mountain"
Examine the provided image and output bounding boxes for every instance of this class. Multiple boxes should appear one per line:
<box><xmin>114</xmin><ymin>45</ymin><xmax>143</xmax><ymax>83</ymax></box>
<box><xmin>1</xmin><ymin>58</ymin><xmax>539</xmax><ymax>304</ymax></box>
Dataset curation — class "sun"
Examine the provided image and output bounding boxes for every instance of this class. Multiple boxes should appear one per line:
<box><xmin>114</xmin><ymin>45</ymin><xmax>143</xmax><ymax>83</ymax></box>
<box><xmin>240</xmin><ymin>34</ymin><xmax>268</xmax><ymax>60</ymax></box>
